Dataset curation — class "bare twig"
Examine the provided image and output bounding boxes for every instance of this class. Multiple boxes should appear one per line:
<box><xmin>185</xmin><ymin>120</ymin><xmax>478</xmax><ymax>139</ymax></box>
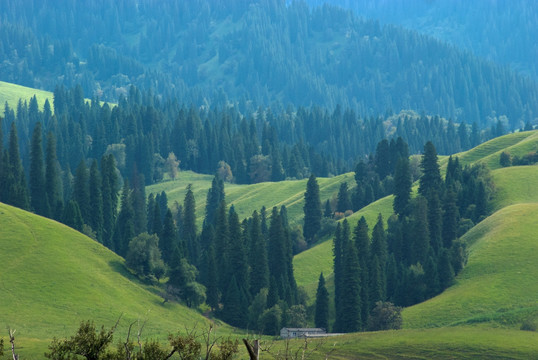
<box><xmin>8</xmin><ymin>328</ymin><xmax>18</xmax><ymax>360</ymax></box>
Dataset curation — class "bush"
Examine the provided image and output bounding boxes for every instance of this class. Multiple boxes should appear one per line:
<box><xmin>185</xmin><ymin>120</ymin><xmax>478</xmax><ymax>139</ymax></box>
<box><xmin>521</xmin><ymin>319</ymin><xmax>537</xmax><ymax>331</ymax></box>
<box><xmin>367</xmin><ymin>301</ymin><xmax>403</xmax><ymax>331</ymax></box>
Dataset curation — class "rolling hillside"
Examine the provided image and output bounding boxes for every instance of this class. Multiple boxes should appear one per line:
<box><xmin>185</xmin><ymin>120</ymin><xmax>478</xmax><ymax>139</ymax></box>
<box><xmin>0</xmin><ymin>80</ymin><xmax>55</xmax><ymax>114</ymax></box>
<box><xmin>0</xmin><ymin>202</ymin><xmax>234</xmax><ymax>359</ymax></box>
<box><xmin>295</xmin><ymin>130</ymin><xmax>538</xmax><ymax>329</ymax></box>
<box><xmin>147</xmin><ymin>171</ymin><xmax>356</xmax><ymax>229</ymax></box>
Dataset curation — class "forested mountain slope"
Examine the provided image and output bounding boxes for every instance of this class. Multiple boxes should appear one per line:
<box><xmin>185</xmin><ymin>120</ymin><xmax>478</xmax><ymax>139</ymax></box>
<box><xmin>306</xmin><ymin>0</ymin><xmax>538</xmax><ymax>79</ymax></box>
<box><xmin>0</xmin><ymin>0</ymin><xmax>536</xmax><ymax>128</ymax></box>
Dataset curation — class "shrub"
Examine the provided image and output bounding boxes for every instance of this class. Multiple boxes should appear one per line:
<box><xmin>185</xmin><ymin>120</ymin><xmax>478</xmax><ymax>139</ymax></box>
<box><xmin>521</xmin><ymin>319</ymin><xmax>537</xmax><ymax>332</ymax></box>
<box><xmin>367</xmin><ymin>301</ymin><xmax>403</xmax><ymax>331</ymax></box>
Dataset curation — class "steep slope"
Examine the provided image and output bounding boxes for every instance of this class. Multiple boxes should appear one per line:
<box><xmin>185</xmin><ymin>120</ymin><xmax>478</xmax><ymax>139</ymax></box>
<box><xmin>403</xmin><ymin>202</ymin><xmax>538</xmax><ymax>328</ymax></box>
<box><xmin>0</xmin><ymin>202</ymin><xmax>229</xmax><ymax>358</ymax></box>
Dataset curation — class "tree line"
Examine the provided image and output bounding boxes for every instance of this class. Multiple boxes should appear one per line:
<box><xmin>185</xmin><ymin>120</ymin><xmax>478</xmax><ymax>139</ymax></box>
<box><xmin>1</xmin><ymin>0</ymin><xmax>537</xmax><ymax>128</ymax></box>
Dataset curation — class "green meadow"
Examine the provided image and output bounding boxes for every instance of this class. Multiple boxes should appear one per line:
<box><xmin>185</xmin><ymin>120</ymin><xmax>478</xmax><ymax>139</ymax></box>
<box><xmin>0</xmin><ymin>81</ymin><xmax>55</xmax><ymax>114</ymax></box>
<box><xmin>0</xmin><ymin>202</ymin><xmax>237</xmax><ymax>359</ymax></box>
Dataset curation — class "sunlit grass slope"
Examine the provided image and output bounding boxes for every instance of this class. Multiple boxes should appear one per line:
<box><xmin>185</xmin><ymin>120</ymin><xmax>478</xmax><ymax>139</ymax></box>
<box><xmin>403</xmin><ymin>203</ymin><xmax>538</xmax><ymax>329</ymax></box>
<box><xmin>147</xmin><ymin>171</ymin><xmax>356</xmax><ymax>228</ymax></box>
<box><xmin>0</xmin><ymin>202</ymin><xmax>234</xmax><ymax>359</ymax></box>
<box><xmin>293</xmin><ymin>195</ymin><xmax>394</xmax><ymax>298</ymax></box>
<box><xmin>0</xmin><ymin>80</ymin><xmax>55</xmax><ymax>113</ymax></box>
<box><xmin>441</xmin><ymin>130</ymin><xmax>538</xmax><ymax>170</ymax></box>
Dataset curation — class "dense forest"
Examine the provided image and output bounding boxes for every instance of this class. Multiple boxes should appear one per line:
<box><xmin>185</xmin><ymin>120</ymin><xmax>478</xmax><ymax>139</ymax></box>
<box><xmin>0</xmin><ymin>0</ymin><xmax>537</xmax><ymax>129</ymax></box>
<box><xmin>306</xmin><ymin>0</ymin><xmax>538</xmax><ymax>79</ymax></box>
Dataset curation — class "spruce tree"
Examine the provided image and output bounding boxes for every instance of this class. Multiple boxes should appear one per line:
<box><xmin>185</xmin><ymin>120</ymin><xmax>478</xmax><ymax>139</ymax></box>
<box><xmin>131</xmin><ymin>171</ymin><xmax>147</xmax><ymax>236</ymax></box>
<box><xmin>370</xmin><ymin>214</ymin><xmax>387</xmax><ymax>307</ymax></box>
<box><xmin>204</xmin><ymin>245</ymin><xmax>219</xmax><ymax>311</ymax></box>
<box><xmin>101</xmin><ymin>154</ymin><xmax>119</xmax><ymax>249</ymax></box>
<box><xmin>160</xmin><ymin>208</ymin><xmax>179</xmax><ymax>265</ymax></box>
<box><xmin>442</xmin><ymin>189</ymin><xmax>459</xmax><ymax>248</ymax></box>
<box><xmin>249</xmin><ymin>211</ymin><xmax>269</xmax><ymax>297</ymax></box>
<box><xmin>29</xmin><ymin>122</ymin><xmax>47</xmax><ymax>216</ymax></box>
<box><xmin>314</xmin><ymin>272</ymin><xmax>329</xmax><ymax>331</ymax></box>
<box><xmin>113</xmin><ymin>180</ymin><xmax>135</xmax><ymax>256</ymax></box>
<box><xmin>412</xmin><ymin>196</ymin><xmax>430</xmax><ymax>265</ymax></box>
<box><xmin>45</xmin><ymin>132</ymin><xmax>63</xmax><ymax>220</ymax></box>
<box><xmin>215</xmin><ymin>200</ymin><xmax>229</xmax><ymax>293</ymax></box>
<box><xmin>73</xmin><ymin>160</ymin><xmax>90</xmax><ymax>225</ymax></box>
<box><xmin>340</xmin><ymin>240</ymin><xmax>361</xmax><ymax>332</ymax></box>
<box><xmin>419</xmin><ymin>141</ymin><xmax>442</xmax><ymax>197</ymax></box>
<box><xmin>336</xmin><ymin>182</ymin><xmax>352</xmax><ymax>213</ymax></box>
<box><xmin>438</xmin><ymin>248</ymin><xmax>455</xmax><ymax>290</ymax></box>
<box><xmin>303</xmin><ymin>174</ymin><xmax>322</xmax><ymax>244</ymax></box>
<box><xmin>354</xmin><ymin>216</ymin><xmax>370</xmax><ymax>327</ymax></box>
<box><xmin>205</xmin><ymin>176</ymin><xmax>225</xmax><ymax>227</ymax></box>
<box><xmin>88</xmin><ymin>160</ymin><xmax>104</xmax><ymax>242</ymax></box>
<box><xmin>268</xmin><ymin>207</ymin><xmax>287</xmax><ymax>291</ymax></box>
<box><xmin>63</xmin><ymin>200</ymin><xmax>83</xmax><ymax>231</ymax></box>
<box><xmin>427</xmin><ymin>191</ymin><xmax>443</xmax><ymax>255</ymax></box>
<box><xmin>324</xmin><ymin>199</ymin><xmax>332</xmax><ymax>218</ymax></box>
<box><xmin>7</xmin><ymin>122</ymin><xmax>29</xmax><ymax>209</ymax></box>
<box><xmin>182</xmin><ymin>184</ymin><xmax>197</xmax><ymax>263</ymax></box>
<box><xmin>393</xmin><ymin>157</ymin><xmax>412</xmax><ymax>216</ymax></box>
<box><xmin>227</xmin><ymin>208</ymin><xmax>249</xmax><ymax>292</ymax></box>
<box><xmin>221</xmin><ymin>276</ymin><xmax>247</xmax><ymax>328</ymax></box>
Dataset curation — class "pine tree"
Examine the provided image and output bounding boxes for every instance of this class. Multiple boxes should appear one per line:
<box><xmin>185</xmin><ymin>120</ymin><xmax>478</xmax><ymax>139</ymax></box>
<box><xmin>370</xmin><ymin>214</ymin><xmax>387</xmax><ymax>306</ymax></box>
<box><xmin>73</xmin><ymin>160</ymin><xmax>90</xmax><ymax>224</ymax></box>
<box><xmin>424</xmin><ymin>255</ymin><xmax>440</xmax><ymax>298</ymax></box>
<box><xmin>227</xmin><ymin>208</ymin><xmax>249</xmax><ymax>292</ymax></box>
<box><xmin>438</xmin><ymin>248</ymin><xmax>455</xmax><ymax>290</ymax></box>
<box><xmin>324</xmin><ymin>199</ymin><xmax>333</xmax><ymax>217</ymax></box>
<box><xmin>205</xmin><ymin>176</ymin><xmax>225</xmax><ymax>227</ymax></box>
<box><xmin>340</xmin><ymin>240</ymin><xmax>362</xmax><ymax>332</ymax></box>
<box><xmin>412</xmin><ymin>196</ymin><xmax>430</xmax><ymax>265</ymax></box>
<box><xmin>303</xmin><ymin>174</ymin><xmax>322</xmax><ymax>244</ymax></box>
<box><xmin>393</xmin><ymin>157</ymin><xmax>411</xmax><ymax>216</ymax></box>
<box><xmin>88</xmin><ymin>160</ymin><xmax>104</xmax><ymax>242</ymax></box>
<box><xmin>182</xmin><ymin>184</ymin><xmax>198</xmax><ymax>263</ymax></box>
<box><xmin>221</xmin><ymin>276</ymin><xmax>247</xmax><ymax>328</ymax></box>
<box><xmin>101</xmin><ymin>154</ymin><xmax>119</xmax><ymax>249</ymax></box>
<box><xmin>131</xmin><ymin>171</ymin><xmax>147</xmax><ymax>236</ymax></box>
<box><xmin>354</xmin><ymin>216</ymin><xmax>370</xmax><ymax>327</ymax></box>
<box><xmin>204</xmin><ymin>245</ymin><xmax>219</xmax><ymax>311</ymax></box>
<box><xmin>63</xmin><ymin>200</ymin><xmax>83</xmax><ymax>231</ymax></box>
<box><xmin>113</xmin><ymin>180</ymin><xmax>135</xmax><ymax>256</ymax></box>
<box><xmin>215</xmin><ymin>200</ymin><xmax>229</xmax><ymax>293</ymax></box>
<box><xmin>160</xmin><ymin>208</ymin><xmax>179</xmax><ymax>265</ymax></box>
<box><xmin>315</xmin><ymin>272</ymin><xmax>329</xmax><ymax>331</ymax></box>
<box><xmin>442</xmin><ymin>189</ymin><xmax>459</xmax><ymax>248</ymax></box>
<box><xmin>29</xmin><ymin>122</ymin><xmax>47</xmax><ymax>216</ymax></box>
<box><xmin>268</xmin><ymin>207</ymin><xmax>287</xmax><ymax>290</ymax></box>
<box><xmin>427</xmin><ymin>191</ymin><xmax>442</xmax><ymax>255</ymax></box>
<box><xmin>249</xmin><ymin>211</ymin><xmax>269</xmax><ymax>297</ymax></box>
<box><xmin>419</xmin><ymin>141</ymin><xmax>442</xmax><ymax>198</ymax></box>
<box><xmin>7</xmin><ymin>122</ymin><xmax>29</xmax><ymax>209</ymax></box>
<box><xmin>267</xmin><ymin>276</ymin><xmax>279</xmax><ymax>309</ymax></box>
<box><xmin>336</xmin><ymin>182</ymin><xmax>352</xmax><ymax>213</ymax></box>
<box><xmin>45</xmin><ymin>132</ymin><xmax>63</xmax><ymax>220</ymax></box>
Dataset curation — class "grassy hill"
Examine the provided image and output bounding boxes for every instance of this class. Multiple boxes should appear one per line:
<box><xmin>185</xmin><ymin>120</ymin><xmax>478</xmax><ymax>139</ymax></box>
<box><xmin>147</xmin><ymin>171</ymin><xmax>356</xmax><ymax>229</ymax></box>
<box><xmin>0</xmin><ymin>80</ymin><xmax>55</xmax><ymax>114</ymax></box>
<box><xmin>0</xmin><ymin>202</ymin><xmax>235</xmax><ymax>359</ymax></box>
